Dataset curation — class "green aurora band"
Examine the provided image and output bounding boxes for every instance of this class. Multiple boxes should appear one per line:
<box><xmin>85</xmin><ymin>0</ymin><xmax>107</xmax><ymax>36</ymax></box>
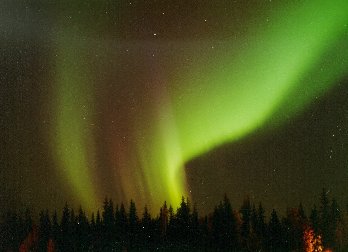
<box><xmin>53</xmin><ymin>0</ymin><xmax>348</xmax><ymax>211</ymax></box>
<box><xmin>53</xmin><ymin>30</ymin><xmax>98</xmax><ymax>210</ymax></box>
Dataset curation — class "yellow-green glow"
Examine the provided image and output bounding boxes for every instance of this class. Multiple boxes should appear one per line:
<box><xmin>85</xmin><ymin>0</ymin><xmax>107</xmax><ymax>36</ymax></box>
<box><xmin>51</xmin><ymin>0</ymin><xmax>348</xmax><ymax>211</ymax></box>
<box><xmin>138</xmin><ymin>0</ymin><xmax>348</xmax><ymax>206</ymax></box>
<box><xmin>53</xmin><ymin>31</ymin><xmax>97</xmax><ymax>210</ymax></box>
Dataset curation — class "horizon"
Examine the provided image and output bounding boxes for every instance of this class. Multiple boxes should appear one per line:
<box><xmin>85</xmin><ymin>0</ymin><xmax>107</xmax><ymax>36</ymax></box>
<box><xmin>1</xmin><ymin>0</ymin><xmax>348</xmax><ymax>223</ymax></box>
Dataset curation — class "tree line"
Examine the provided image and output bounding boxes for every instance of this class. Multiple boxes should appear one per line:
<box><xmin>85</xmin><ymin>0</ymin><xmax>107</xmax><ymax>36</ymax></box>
<box><xmin>1</xmin><ymin>189</ymin><xmax>348</xmax><ymax>251</ymax></box>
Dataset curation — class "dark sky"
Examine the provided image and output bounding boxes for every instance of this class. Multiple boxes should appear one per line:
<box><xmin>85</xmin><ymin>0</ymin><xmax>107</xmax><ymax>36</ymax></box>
<box><xmin>0</xmin><ymin>0</ymin><xmax>347</xmax><ymax>216</ymax></box>
<box><xmin>186</xmin><ymin>81</ymin><xmax>348</xmax><ymax>214</ymax></box>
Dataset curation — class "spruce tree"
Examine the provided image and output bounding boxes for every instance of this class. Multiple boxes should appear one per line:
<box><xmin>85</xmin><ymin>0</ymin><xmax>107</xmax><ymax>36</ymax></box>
<box><xmin>141</xmin><ymin>205</ymin><xmax>152</xmax><ymax>248</ymax></box>
<box><xmin>240</xmin><ymin>196</ymin><xmax>251</xmax><ymax>249</ymax></box>
<box><xmin>319</xmin><ymin>188</ymin><xmax>330</xmax><ymax>246</ymax></box>
<box><xmin>128</xmin><ymin>200</ymin><xmax>139</xmax><ymax>247</ymax></box>
<box><xmin>38</xmin><ymin>210</ymin><xmax>51</xmax><ymax>252</ymax></box>
<box><xmin>268</xmin><ymin>209</ymin><xmax>282</xmax><ymax>251</ymax></box>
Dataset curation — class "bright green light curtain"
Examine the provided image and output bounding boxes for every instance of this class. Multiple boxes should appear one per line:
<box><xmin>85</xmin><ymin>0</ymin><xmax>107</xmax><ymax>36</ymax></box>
<box><xmin>53</xmin><ymin>0</ymin><xmax>348</xmax><ymax>210</ymax></box>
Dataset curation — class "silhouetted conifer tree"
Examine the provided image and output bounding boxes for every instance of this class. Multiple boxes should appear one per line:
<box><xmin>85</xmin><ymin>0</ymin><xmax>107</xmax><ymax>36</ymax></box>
<box><xmin>298</xmin><ymin>202</ymin><xmax>308</xmax><ymax>248</ymax></box>
<box><xmin>90</xmin><ymin>212</ymin><xmax>95</xmax><ymax>227</ymax></box>
<box><xmin>319</xmin><ymin>188</ymin><xmax>330</xmax><ymax>247</ymax></box>
<box><xmin>299</xmin><ymin>202</ymin><xmax>306</xmax><ymax>220</ymax></box>
<box><xmin>212</xmin><ymin>194</ymin><xmax>239</xmax><ymax>250</ymax></box>
<box><xmin>128</xmin><ymin>199</ymin><xmax>139</xmax><ymax>248</ymax></box>
<box><xmin>257</xmin><ymin>203</ymin><xmax>267</xmax><ymax>249</ymax></box>
<box><xmin>76</xmin><ymin>206</ymin><xmax>89</xmax><ymax>250</ymax></box>
<box><xmin>96</xmin><ymin>209</ymin><xmax>102</xmax><ymax>244</ymax></box>
<box><xmin>51</xmin><ymin>210</ymin><xmax>60</xmax><ymax>250</ymax></box>
<box><xmin>175</xmin><ymin>197</ymin><xmax>191</xmax><ymax>247</ymax></box>
<box><xmin>240</xmin><ymin>196</ymin><xmax>251</xmax><ymax>250</ymax></box>
<box><xmin>268</xmin><ymin>209</ymin><xmax>282</xmax><ymax>251</ymax></box>
<box><xmin>189</xmin><ymin>204</ymin><xmax>200</xmax><ymax>248</ymax></box>
<box><xmin>102</xmin><ymin>198</ymin><xmax>115</xmax><ymax>248</ymax></box>
<box><xmin>140</xmin><ymin>205</ymin><xmax>152</xmax><ymax>248</ymax></box>
<box><xmin>96</xmin><ymin>210</ymin><xmax>101</xmax><ymax>227</ymax></box>
<box><xmin>200</xmin><ymin>215</ymin><xmax>210</xmax><ymax>248</ymax></box>
<box><xmin>250</xmin><ymin>204</ymin><xmax>262</xmax><ymax>251</ymax></box>
<box><xmin>159</xmin><ymin>201</ymin><xmax>169</xmax><ymax>245</ymax></box>
<box><xmin>310</xmin><ymin>205</ymin><xmax>320</xmax><ymax>234</ymax></box>
<box><xmin>70</xmin><ymin>208</ymin><xmax>78</xmax><ymax>250</ymax></box>
<box><xmin>93</xmin><ymin>210</ymin><xmax>103</xmax><ymax>250</ymax></box>
<box><xmin>168</xmin><ymin>205</ymin><xmax>174</xmax><ymax>222</ymax></box>
<box><xmin>89</xmin><ymin>212</ymin><xmax>97</xmax><ymax>249</ymax></box>
<box><xmin>60</xmin><ymin>203</ymin><xmax>73</xmax><ymax>251</ymax></box>
<box><xmin>38</xmin><ymin>210</ymin><xmax>51</xmax><ymax>252</ymax></box>
<box><xmin>329</xmin><ymin>198</ymin><xmax>341</xmax><ymax>249</ymax></box>
<box><xmin>167</xmin><ymin>204</ymin><xmax>177</xmax><ymax>246</ymax></box>
<box><xmin>115</xmin><ymin>203</ymin><xmax>127</xmax><ymax>248</ymax></box>
<box><xmin>282</xmin><ymin>206</ymin><xmax>306</xmax><ymax>251</ymax></box>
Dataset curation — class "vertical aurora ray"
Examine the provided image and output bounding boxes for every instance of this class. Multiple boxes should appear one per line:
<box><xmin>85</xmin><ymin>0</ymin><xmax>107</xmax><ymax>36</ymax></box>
<box><xmin>133</xmin><ymin>82</ymin><xmax>186</xmax><ymax>208</ymax></box>
<box><xmin>140</xmin><ymin>0</ymin><xmax>348</xmax><ymax>206</ymax></box>
<box><xmin>52</xmin><ymin>30</ymin><xmax>97</xmax><ymax>210</ymax></box>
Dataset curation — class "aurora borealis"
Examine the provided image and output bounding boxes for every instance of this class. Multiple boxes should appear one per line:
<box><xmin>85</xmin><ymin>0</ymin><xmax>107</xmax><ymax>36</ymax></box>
<box><xmin>1</xmin><ymin>0</ymin><xmax>348</xmax><ymax>215</ymax></box>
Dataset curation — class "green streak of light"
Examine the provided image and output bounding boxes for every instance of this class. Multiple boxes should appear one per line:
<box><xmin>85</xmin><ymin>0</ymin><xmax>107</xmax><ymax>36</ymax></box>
<box><xmin>151</xmin><ymin>0</ymin><xmax>348</xmax><ymax>204</ymax></box>
<box><xmin>53</xmin><ymin>32</ymin><xmax>97</xmax><ymax>210</ymax></box>
<box><xmin>50</xmin><ymin>1</ymin><xmax>348</xmax><ymax>211</ymax></box>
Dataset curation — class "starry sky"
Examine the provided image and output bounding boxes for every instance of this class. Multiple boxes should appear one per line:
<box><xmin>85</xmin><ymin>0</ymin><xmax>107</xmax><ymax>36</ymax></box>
<box><xmin>1</xmin><ymin>0</ymin><xmax>348</xmax><ymax>215</ymax></box>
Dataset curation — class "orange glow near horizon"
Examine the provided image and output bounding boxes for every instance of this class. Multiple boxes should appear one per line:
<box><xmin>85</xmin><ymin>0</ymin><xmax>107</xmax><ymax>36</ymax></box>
<box><xmin>304</xmin><ymin>227</ymin><xmax>323</xmax><ymax>252</ymax></box>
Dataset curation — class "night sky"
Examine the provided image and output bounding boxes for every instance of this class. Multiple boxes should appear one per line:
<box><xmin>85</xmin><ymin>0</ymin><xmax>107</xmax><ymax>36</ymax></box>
<box><xmin>1</xmin><ymin>0</ymin><xmax>348</xmax><ymax>216</ymax></box>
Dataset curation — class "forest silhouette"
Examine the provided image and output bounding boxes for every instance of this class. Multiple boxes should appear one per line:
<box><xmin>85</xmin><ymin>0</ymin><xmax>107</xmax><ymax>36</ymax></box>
<box><xmin>1</xmin><ymin>189</ymin><xmax>347</xmax><ymax>251</ymax></box>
